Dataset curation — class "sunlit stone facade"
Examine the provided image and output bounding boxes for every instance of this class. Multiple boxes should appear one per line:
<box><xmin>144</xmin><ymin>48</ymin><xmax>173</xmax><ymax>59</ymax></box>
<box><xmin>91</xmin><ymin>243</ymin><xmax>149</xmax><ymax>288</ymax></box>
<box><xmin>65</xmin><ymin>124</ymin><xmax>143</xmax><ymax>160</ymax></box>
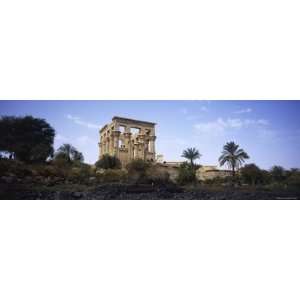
<box><xmin>99</xmin><ymin>116</ymin><xmax>156</xmax><ymax>166</ymax></box>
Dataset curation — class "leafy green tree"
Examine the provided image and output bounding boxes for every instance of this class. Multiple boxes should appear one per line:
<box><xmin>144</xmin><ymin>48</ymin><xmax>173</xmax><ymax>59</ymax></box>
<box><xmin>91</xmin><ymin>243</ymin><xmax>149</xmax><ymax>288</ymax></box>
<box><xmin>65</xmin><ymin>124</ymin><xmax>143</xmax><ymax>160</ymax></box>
<box><xmin>241</xmin><ymin>164</ymin><xmax>263</xmax><ymax>186</ymax></box>
<box><xmin>176</xmin><ymin>162</ymin><xmax>197</xmax><ymax>185</ymax></box>
<box><xmin>219</xmin><ymin>141</ymin><xmax>249</xmax><ymax>176</ymax></box>
<box><xmin>95</xmin><ymin>154</ymin><xmax>121</xmax><ymax>169</ymax></box>
<box><xmin>182</xmin><ymin>147</ymin><xmax>201</xmax><ymax>168</ymax></box>
<box><xmin>260</xmin><ymin>170</ymin><xmax>272</xmax><ymax>185</ymax></box>
<box><xmin>0</xmin><ymin>115</ymin><xmax>55</xmax><ymax>163</ymax></box>
<box><xmin>270</xmin><ymin>165</ymin><xmax>286</xmax><ymax>182</ymax></box>
<box><xmin>285</xmin><ymin>170</ymin><xmax>300</xmax><ymax>188</ymax></box>
<box><xmin>54</xmin><ymin>144</ymin><xmax>84</xmax><ymax>164</ymax></box>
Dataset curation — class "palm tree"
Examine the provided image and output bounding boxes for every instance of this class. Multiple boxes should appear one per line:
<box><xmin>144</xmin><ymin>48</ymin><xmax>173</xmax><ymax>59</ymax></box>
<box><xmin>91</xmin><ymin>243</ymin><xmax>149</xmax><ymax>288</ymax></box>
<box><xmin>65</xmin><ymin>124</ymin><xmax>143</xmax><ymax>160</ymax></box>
<box><xmin>182</xmin><ymin>147</ymin><xmax>201</xmax><ymax>168</ymax></box>
<box><xmin>219</xmin><ymin>141</ymin><xmax>249</xmax><ymax>176</ymax></box>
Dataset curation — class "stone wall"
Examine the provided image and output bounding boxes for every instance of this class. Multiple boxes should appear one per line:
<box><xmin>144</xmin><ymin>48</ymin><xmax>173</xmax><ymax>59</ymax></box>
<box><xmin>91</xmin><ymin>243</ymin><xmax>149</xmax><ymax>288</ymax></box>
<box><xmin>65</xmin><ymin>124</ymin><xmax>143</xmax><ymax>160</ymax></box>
<box><xmin>196</xmin><ymin>166</ymin><xmax>231</xmax><ymax>181</ymax></box>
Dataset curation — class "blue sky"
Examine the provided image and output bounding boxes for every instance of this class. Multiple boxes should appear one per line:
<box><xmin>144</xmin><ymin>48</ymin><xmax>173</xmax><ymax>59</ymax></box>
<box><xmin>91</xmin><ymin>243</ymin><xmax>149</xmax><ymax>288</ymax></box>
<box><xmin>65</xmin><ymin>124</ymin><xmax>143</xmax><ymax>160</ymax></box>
<box><xmin>1</xmin><ymin>100</ymin><xmax>299</xmax><ymax>169</ymax></box>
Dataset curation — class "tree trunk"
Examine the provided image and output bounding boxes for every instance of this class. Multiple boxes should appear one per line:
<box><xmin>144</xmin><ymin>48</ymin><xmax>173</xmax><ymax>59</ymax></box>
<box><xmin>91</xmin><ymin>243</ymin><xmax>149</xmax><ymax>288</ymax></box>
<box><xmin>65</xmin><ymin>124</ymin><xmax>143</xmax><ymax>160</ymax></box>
<box><xmin>232</xmin><ymin>165</ymin><xmax>235</xmax><ymax>177</ymax></box>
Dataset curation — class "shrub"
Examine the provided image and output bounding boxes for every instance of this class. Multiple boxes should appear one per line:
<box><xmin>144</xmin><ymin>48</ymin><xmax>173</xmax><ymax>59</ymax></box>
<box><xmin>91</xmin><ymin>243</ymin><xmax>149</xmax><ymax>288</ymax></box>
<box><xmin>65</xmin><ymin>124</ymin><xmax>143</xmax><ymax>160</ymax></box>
<box><xmin>31</xmin><ymin>164</ymin><xmax>58</xmax><ymax>177</ymax></box>
<box><xmin>145</xmin><ymin>165</ymin><xmax>170</xmax><ymax>184</ymax></box>
<box><xmin>0</xmin><ymin>159</ymin><xmax>32</xmax><ymax>177</ymax></box>
<box><xmin>176</xmin><ymin>162</ymin><xmax>196</xmax><ymax>185</ymax></box>
<box><xmin>126</xmin><ymin>159</ymin><xmax>150</xmax><ymax>183</ymax></box>
<box><xmin>260</xmin><ymin>170</ymin><xmax>272</xmax><ymax>185</ymax></box>
<box><xmin>241</xmin><ymin>164</ymin><xmax>263</xmax><ymax>186</ymax></box>
<box><xmin>95</xmin><ymin>154</ymin><xmax>121</xmax><ymax>169</ymax></box>
<box><xmin>68</xmin><ymin>163</ymin><xmax>94</xmax><ymax>184</ymax></box>
<box><xmin>97</xmin><ymin>169</ymin><xmax>128</xmax><ymax>183</ymax></box>
<box><xmin>285</xmin><ymin>172</ymin><xmax>300</xmax><ymax>189</ymax></box>
<box><xmin>204</xmin><ymin>176</ymin><xmax>226</xmax><ymax>185</ymax></box>
<box><xmin>270</xmin><ymin>166</ymin><xmax>286</xmax><ymax>182</ymax></box>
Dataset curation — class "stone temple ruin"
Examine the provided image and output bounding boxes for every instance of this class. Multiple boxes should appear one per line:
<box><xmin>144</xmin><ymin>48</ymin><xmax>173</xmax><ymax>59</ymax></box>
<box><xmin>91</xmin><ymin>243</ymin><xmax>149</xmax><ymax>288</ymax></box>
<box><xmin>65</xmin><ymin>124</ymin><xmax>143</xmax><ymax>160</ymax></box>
<box><xmin>99</xmin><ymin>116</ymin><xmax>156</xmax><ymax>167</ymax></box>
<box><xmin>99</xmin><ymin>116</ymin><xmax>230</xmax><ymax>181</ymax></box>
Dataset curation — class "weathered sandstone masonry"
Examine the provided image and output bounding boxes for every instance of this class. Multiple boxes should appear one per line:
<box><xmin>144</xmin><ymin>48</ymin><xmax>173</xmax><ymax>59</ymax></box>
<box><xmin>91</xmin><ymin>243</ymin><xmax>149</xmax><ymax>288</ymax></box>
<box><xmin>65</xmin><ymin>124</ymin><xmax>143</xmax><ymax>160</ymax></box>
<box><xmin>99</xmin><ymin>116</ymin><xmax>156</xmax><ymax>166</ymax></box>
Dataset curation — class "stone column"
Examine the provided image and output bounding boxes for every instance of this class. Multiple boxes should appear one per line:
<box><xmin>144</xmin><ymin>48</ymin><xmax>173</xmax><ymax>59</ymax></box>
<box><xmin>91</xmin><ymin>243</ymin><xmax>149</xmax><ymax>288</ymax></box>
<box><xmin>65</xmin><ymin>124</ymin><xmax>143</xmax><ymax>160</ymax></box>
<box><xmin>109</xmin><ymin>136</ymin><xmax>114</xmax><ymax>155</ymax></box>
<box><xmin>106</xmin><ymin>137</ymin><xmax>110</xmax><ymax>154</ymax></box>
<box><xmin>112</xmin><ymin>131</ymin><xmax>121</xmax><ymax>157</ymax></box>
<box><xmin>124</xmin><ymin>132</ymin><xmax>132</xmax><ymax>160</ymax></box>
<box><xmin>149</xmin><ymin>136</ymin><xmax>156</xmax><ymax>153</ymax></box>
<box><xmin>138</xmin><ymin>134</ymin><xmax>146</xmax><ymax>160</ymax></box>
<box><xmin>133</xmin><ymin>143</ymin><xmax>139</xmax><ymax>159</ymax></box>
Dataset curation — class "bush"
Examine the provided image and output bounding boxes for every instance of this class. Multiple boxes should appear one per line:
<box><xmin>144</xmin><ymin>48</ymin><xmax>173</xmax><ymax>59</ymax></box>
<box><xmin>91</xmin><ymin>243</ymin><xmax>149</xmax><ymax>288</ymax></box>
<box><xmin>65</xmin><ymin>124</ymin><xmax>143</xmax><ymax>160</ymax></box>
<box><xmin>285</xmin><ymin>172</ymin><xmax>300</xmax><ymax>189</ymax></box>
<box><xmin>97</xmin><ymin>169</ymin><xmax>128</xmax><ymax>183</ymax></box>
<box><xmin>270</xmin><ymin>166</ymin><xmax>286</xmax><ymax>182</ymax></box>
<box><xmin>0</xmin><ymin>159</ymin><xmax>32</xmax><ymax>177</ymax></box>
<box><xmin>95</xmin><ymin>154</ymin><xmax>121</xmax><ymax>169</ymax></box>
<box><xmin>241</xmin><ymin>164</ymin><xmax>263</xmax><ymax>186</ymax></box>
<box><xmin>126</xmin><ymin>159</ymin><xmax>151</xmax><ymax>183</ymax></box>
<box><xmin>145</xmin><ymin>165</ymin><xmax>170</xmax><ymax>184</ymax></box>
<box><xmin>68</xmin><ymin>163</ymin><xmax>94</xmax><ymax>184</ymax></box>
<box><xmin>204</xmin><ymin>176</ymin><xmax>226</xmax><ymax>185</ymax></box>
<box><xmin>30</xmin><ymin>164</ymin><xmax>58</xmax><ymax>177</ymax></box>
<box><xmin>260</xmin><ymin>170</ymin><xmax>272</xmax><ymax>185</ymax></box>
<box><xmin>176</xmin><ymin>162</ymin><xmax>196</xmax><ymax>185</ymax></box>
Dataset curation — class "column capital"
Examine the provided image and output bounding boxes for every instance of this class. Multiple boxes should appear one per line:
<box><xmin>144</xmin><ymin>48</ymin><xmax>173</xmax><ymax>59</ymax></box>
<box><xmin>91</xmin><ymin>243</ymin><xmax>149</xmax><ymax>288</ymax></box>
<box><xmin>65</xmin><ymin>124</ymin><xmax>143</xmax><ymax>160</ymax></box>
<box><xmin>111</xmin><ymin>130</ymin><xmax>121</xmax><ymax>137</ymax></box>
<box><xmin>124</xmin><ymin>132</ymin><xmax>132</xmax><ymax>137</ymax></box>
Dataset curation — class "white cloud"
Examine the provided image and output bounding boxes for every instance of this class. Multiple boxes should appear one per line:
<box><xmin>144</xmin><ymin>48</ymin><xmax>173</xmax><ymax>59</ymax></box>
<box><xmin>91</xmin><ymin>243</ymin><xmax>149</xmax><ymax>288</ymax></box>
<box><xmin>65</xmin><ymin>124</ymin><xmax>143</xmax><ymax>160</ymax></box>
<box><xmin>75</xmin><ymin>135</ymin><xmax>94</xmax><ymax>146</ymax></box>
<box><xmin>194</xmin><ymin>118</ymin><xmax>269</xmax><ymax>135</ymax></box>
<box><xmin>256</xmin><ymin>119</ymin><xmax>269</xmax><ymax>126</ymax></box>
<box><xmin>55</xmin><ymin>134</ymin><xmax>68</xmax><ymax>141</ymax></box>
<box><xmin>257</xmin><ymin>128</ymin><xmax>277</xmax><ymax>139</ymax></box>
<box><xmin>181</xmin><ymin>106</ymin><xmax>207</xmax><ymax>121</ymax></box>
<box><xmin>234</xmin><ymin>108</ymin><xmax>252</xmax><ymax>114</ymax></box>
<box><xmin>66</xmin><ymin>114</ymin><xmax>100</xmax><ymax>129</ymax></box>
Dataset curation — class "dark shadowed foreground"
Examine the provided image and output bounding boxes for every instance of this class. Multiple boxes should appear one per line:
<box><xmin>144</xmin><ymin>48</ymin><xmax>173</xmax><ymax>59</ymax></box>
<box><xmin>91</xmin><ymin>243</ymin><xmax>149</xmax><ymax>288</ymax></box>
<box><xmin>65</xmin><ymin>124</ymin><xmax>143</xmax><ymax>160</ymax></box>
<box><xmin>1</xmin><ymin>183</ymin><xmax>299</xmax><ymax>200</ymax></box>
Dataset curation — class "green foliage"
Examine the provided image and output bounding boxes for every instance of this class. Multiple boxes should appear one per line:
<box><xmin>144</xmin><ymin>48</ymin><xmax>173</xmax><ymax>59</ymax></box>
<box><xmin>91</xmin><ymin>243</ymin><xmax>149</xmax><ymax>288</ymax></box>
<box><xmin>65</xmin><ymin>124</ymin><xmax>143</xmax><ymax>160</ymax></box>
<box><xmin>241</xmin><ymin>164</ymin><xmax>264</xmax><ymax>185</ymax></box>
<box><xmin>97</xmin><ymin>169</ymin><xmax>128</xmax><ymax>183</ymax></box>
<box><xmin>176</xmin><ymin>162</ymin><xmax>197</xmax><ymax>185</ymax></box>
<box><xmin>182</xmin><ymin>147</ymin><xmax>201</xmax><ymax>167</ymax></box>
<box><xmin>95</xmin><ymin>154</ymin><xmax>121</xmax><ymax>169</ymax></box>
<box><xmin>126</xmin><ymin>159</ymin><xmax>151</xmax><ymax>183</ymax></box>
<box><xmin>68</xmin><ymin>163</ymin><xmax>94</xmax><ymax>184</ymax></box>
<box><xmin>285</xmin><ymin>171</ymin><xmax>300</xmax><ymax>188</ymax></box>
<box><xmin>270</xmin><ymin>165</ymin><xmax>286</xmax><ymax>182</ymax></box>
<box><xmin>145</xmin><ymin>165</ymin><xmax>170</xmax><ymax>184</ymax></box>
<box><xmin>54</xmin><ymin>144</ymin><xmax>84</xmax><ymax>164</ymax></box>
<box><xmin>0</xmin><ymin>115</ymin><xmax>55</xmax><ymax>163</ymax></box>
<box><xmin>0</xmin><ymin>159</ymin><xmax>32</xmax><ymax>177</ymax></box>
<box><xmin>219</xmin><ymin>141</ymin><xmax>249</xmax><ymax>176</ymax></box>
<box><xmin>126</xmin><ymin>159</ymin><xmax>150</xmax><ymax>173</ymax></box>
<box><xmin>204</xmin><ymin>176</ymin><xmax>226</xmax><ymax>185</ymax></box>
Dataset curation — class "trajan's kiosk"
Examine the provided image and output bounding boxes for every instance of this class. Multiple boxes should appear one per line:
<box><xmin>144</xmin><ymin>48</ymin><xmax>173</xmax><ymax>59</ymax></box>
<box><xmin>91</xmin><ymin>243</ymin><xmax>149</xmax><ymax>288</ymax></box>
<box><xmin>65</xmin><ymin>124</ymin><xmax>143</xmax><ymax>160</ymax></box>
<box><xmin>99</xmin><ymin>116</ymin><xmax>156</xmax><ymax>167</ymax></box>
<box><xmin>99</xmin><ymin>116</ymin><xmax>230</xmax><ymax>180</ymax></box>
